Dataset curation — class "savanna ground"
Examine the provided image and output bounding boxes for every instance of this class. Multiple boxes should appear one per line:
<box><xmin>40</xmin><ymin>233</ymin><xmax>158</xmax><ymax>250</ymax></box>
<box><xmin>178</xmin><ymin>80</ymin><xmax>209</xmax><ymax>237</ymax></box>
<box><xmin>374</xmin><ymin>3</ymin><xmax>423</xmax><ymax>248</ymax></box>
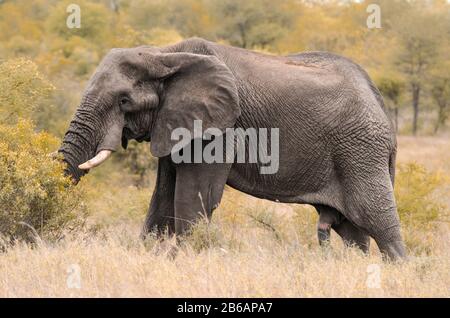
<box><xmin>0</xmin><ymin>0</ymin><xmax>449</xmax><ymax>298</ymax></box>
<box><xmin>0</xmin><ymin>136</ymin><xmax>448</xmax><ymax>297</ymax></box>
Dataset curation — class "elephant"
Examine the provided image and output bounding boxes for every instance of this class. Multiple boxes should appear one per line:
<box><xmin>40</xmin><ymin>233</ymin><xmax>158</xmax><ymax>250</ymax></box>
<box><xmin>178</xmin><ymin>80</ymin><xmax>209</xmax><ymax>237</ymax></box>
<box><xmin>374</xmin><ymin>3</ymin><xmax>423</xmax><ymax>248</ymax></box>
<box><xmin>58</xmin><ymin>37</ymin><xmax>407</xmax><ymax>261</ymax></box>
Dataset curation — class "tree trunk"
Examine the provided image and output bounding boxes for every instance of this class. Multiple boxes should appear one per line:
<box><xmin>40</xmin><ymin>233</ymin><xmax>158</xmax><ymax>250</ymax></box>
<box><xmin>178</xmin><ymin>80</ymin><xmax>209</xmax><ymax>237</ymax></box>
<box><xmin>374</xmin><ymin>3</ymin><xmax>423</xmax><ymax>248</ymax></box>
<box><xmin>434</xmin><ymin>102</ymin><xmax>448</xmax><ymax>134</ymax></box>
<box><xmin>412</xmin><ymin>84</ymin><xmax>420</xmax><ymax>136</ymax></box>
<box><xmin>110</xmin><ymin>0</ymin><xmax>119</xmax><ymax>12</ymax></box>
<box><xmin>394</xmin><ymin>108</ymin><xmax>399</xmax><ymax>133</ymax></box>
<box><xmin>238</xmin><ymin>24</ymin><xmax>247</xmax><ymax>48</ymax></box>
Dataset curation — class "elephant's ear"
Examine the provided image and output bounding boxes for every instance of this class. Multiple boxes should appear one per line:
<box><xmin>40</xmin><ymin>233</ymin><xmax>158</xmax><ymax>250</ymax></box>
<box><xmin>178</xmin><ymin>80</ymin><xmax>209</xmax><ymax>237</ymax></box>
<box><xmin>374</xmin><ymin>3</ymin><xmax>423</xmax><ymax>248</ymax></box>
<box><xmin>148</xmin><ymin>53</ymin><xmax>240</xmax><ymax>157</ymax></box>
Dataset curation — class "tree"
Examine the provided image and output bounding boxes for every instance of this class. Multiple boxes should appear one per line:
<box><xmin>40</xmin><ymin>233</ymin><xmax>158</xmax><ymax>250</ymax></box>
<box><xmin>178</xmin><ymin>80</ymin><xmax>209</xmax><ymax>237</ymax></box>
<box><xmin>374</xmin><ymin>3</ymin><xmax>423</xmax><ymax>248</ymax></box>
<box><xmin>127</xmin><ymin>0</ymin><xmax>214</xmax><ymax>40</ymax></box>
<box><xmin>210</xmin><ymin>0</ymin><xmax>294</xmax><ymax>49</ymax></box>
<box><xmin>377</xmin><ymin>77</ymin><xmax>404</xmax><ymax>132</ymax></box>
<box><xmin>430</xmin><ymin>72</ymin><xmax>450</xmax><ymax>133</ymax></box>
<box><xmin>393</xmin><ymin>6</ymin><xmax>443</xmax><ymax>135</ymax></box>
<box><xmin>0</xmin><ymin>59</ymin><xmax>54</xmax><ymax>124</ymax></box>
<box><xmin>46</xmin><ymin>0</ymin><xmax>113</xmax><ymax>49</ymax></box>
<box><xmin>114</xmin><ymin>141</ymin><xmax>157</xmax><ymax>187</ymax></box>
<box><xmin>0</xmin><ymin>58</ymin><xmax>86</xmax><ymax>242</ymax></box>
<box><xmin>429</xmin><ymin>2</ymin><xmax>450</xmax><ymax>133</ymax></box>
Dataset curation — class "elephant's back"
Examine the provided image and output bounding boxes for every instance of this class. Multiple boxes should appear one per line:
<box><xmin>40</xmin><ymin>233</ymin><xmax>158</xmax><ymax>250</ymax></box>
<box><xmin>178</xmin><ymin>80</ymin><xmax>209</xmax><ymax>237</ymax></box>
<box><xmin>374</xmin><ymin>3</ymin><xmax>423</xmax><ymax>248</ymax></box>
<box><xmin>287</xmin><ymin>51</ymin><xmax>387</xmax><ymax>112</ymax></box>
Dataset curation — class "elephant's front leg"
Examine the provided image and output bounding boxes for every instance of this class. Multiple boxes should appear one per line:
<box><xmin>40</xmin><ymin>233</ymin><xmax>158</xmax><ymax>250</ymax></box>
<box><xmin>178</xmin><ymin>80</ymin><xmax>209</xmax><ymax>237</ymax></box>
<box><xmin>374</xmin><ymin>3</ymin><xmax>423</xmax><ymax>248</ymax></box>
<box><xmin>141</xmin><ymin>156</ymin><xmax>176</xmax><ymax>238</ymax></box>
<box><xmin>174</xmin><ymin>162</ymin><xmax>232</xmax><ymax>235</ymax></box>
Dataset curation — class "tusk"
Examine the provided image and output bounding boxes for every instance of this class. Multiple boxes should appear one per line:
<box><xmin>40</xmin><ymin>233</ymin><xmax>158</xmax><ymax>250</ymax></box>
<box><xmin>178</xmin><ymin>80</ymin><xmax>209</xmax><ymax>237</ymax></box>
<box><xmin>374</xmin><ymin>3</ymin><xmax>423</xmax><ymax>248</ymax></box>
<box><xmin>78</xmin><ymin>150</ymin><xmax>112</xmax><ymax>170</ymax></box>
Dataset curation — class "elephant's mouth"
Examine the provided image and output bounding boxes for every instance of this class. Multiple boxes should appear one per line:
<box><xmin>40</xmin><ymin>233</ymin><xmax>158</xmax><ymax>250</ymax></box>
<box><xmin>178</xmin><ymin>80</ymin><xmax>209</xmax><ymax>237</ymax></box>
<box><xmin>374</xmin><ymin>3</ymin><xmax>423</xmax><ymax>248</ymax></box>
<box><xmin>122</xmin><ymin>127</ymin><xmax>151</xmax><ymax>149</ymax></box>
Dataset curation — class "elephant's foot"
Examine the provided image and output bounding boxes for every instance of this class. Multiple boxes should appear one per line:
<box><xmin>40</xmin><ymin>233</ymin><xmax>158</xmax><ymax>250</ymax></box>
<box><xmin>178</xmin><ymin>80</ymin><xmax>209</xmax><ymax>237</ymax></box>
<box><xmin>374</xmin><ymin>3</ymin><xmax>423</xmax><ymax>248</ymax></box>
<box><xmin>376</xmin><ymin>240</ymin><xmax>408</xmax><ymax>262</ymax></box>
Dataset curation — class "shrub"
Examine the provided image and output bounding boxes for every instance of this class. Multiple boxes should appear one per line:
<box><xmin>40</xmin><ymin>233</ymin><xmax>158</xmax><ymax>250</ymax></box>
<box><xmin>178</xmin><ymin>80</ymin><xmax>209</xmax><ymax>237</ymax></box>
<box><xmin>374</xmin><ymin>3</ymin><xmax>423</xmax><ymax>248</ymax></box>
<box><xmin>0</xmin><ymin>118</ymin><xmax>87</xmax><ymax>244</ymax></box>
<box><xmin>114</xmin><ymin>141</ymin><xmax>157</xmax><ymax>187</ymax></box>
<box><xmin>186</xmin><ymin>217</ymin><xmax>223</xmax><ymax>253</ymax></box>
<box><xmin>395</xmin><ymin>163</ymin><xmax>448</xmax><ymax>255</ymax></box>
<box><xmin>247</xmin><ymin>207</ymin><xmax>282</xmax><ymax>242</ymax></box>
<box><xmin>395</xmin><ymin>163</ymin><xmax>445</xmax><ymax>226</ymax></box>
<box><xmin>0</xmin><ymin>58</ymin><xmax>87</xmax><ymax>243</ymax></box>
<box><xmin>0</xmin><ymin>58</ymin><xmax>54</xmax><ymax>124</ymax></box>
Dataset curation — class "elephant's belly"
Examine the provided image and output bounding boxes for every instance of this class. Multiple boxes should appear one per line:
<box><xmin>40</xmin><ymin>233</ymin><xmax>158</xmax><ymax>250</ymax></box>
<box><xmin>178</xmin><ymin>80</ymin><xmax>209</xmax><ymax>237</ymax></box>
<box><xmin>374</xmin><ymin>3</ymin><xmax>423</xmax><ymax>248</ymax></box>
<box><xmin>227</xmin><ymin>150</ymin><xmax>336</xmax><ymax>204</ymax></box>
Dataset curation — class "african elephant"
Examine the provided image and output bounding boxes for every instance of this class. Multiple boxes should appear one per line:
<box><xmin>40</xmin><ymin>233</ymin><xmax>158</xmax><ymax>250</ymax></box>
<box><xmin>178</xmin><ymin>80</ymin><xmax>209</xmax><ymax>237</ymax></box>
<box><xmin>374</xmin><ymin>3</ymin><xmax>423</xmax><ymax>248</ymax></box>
<box><xmin>58</xmin><ymin>37</ymin><xmax>407</xmax><ymax>260</ymax></box>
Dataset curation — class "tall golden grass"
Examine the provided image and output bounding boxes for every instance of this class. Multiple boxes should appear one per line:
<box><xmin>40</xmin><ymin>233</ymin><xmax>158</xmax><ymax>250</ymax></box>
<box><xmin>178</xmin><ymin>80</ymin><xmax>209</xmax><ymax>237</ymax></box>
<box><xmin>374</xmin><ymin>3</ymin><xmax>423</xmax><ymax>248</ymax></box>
<box><xmin>0</xmin><ymin>136</ymin><xmax>448</xmax><ymax>297</ymax></box>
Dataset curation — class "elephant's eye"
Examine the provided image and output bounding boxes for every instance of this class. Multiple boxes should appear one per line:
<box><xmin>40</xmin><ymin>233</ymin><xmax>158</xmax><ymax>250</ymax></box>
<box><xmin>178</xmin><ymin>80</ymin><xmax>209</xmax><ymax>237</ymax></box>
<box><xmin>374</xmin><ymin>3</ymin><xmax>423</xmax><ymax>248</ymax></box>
<box><xmin>118</xmin><ymin>95</ymin><xmax>131</xmax><ymax>111</ymax></box>
<box><xmin>120</xmin><ymin>96</ymin><xmax>130</xmax><ymax>105</ymax></box>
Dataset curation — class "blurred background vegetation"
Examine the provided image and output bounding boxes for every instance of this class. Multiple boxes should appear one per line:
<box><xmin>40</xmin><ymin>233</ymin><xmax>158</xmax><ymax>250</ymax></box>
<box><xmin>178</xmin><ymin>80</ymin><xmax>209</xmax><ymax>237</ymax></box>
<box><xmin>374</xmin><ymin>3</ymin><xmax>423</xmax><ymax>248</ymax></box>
<box><xmin>1</xmin><ymin>0</ymin><xmax>449</xmax><ymax>137</ymax></box>
<box><xmin>0</xmin><ymin>0</ymin><xmax>448</xmax><ymax>253</ymax></box>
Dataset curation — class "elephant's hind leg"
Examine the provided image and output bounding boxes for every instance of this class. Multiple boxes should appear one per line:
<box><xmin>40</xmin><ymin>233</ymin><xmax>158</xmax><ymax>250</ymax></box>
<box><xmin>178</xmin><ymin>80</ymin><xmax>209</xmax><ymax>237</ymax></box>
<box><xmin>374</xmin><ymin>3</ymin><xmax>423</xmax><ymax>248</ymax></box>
<box><xmin>314</xmin><ymin>205</ymin><xmax>370</xmax><ymax>252</ymax></box>
<box><xmin>340</xmin><ymin>166</ymin><xmax>407</xmax><ymax>261</ymax></box>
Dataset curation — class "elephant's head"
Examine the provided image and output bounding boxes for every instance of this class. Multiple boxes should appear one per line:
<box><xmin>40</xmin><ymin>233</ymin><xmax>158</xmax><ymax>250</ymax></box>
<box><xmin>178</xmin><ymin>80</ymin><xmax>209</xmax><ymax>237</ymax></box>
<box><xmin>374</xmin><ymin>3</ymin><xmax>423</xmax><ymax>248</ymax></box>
<box><xmin>58</xmin><ymin>46</ymin><xmax>240</xmax><ymax>182</ymax></box>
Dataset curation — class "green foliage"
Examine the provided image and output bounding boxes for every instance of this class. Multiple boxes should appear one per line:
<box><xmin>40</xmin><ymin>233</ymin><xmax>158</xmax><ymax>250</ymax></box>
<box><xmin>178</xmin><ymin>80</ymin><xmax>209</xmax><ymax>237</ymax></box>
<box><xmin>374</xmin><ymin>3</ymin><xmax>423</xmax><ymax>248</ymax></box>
<box><xmin>46</xmin><ymin>0</ymin><xmax>112</xmax><ymax>43</ymax></box>
<box><xmin>0</xmin><ymin>57</ymin><xmax>86</xmax><ymax>243</ymax></box>
<box><xmin>0</xmin><ymin>0</ymin><xmax>448</xmax><ymax>252</ymax></box>
<box><xmin>395</xmin><ymin>163</ymin><xmax>445</xmax><ymax>227</ymax></box>
<box><xmin>247</xmin><ymin>208</ymin><xmax>282</xmax><ymax>242</ymax></box>
<box><xmin>377</xmin><ymin>76</ymin><xmax>405</xmax><ymax>130</ymax></box>
<box><xmin>0</xmin><ymin>59</ymin><xmax>54</xmax><ymax>124</ymax></box>
<box><xmin>391</xmin><ymin>4</ymin><xmax>449</xmax><ymax>134</ymax></box>
<box><xmin>211</xmin><ymin>0</ymin><xmax>294</xmax><ymax>49</ymax></box>
<box><xmin>127</xmin><ymin>0</ymin><xmax>174</xmax><ymax>31</ymax></box>
<box><xmin>377</xmin><ymin>77</ymin><xmax>404</xmax><ymax>106</ymax></box>
<box><xmin>0</xmin><ymin>119</ymin><xmax>87</xmax><ymax>243</ymax></box>
<box><xmin>115</xmin><ymin>141</ymin><xmax>157</xmax><ymax>187</ymax></box>
<box><xmin>127</xmin><ymin>0</ymin><xmax>214</xmax><ymax>39</ymax></box>
<box><xmin>394</xmin><ymin>7</ymin><xmax>442</xmax><ymax>79</ymax></box>
<box><xmin>143</xmin><ymin>28</ymin><xmax>184</xmax><ymax>47</ymax></box>
<box><xmin>430</xmin><ymin>62</ymin><xmax>450</xmax><ymax>133</ymax></box>
<box><xmin>0</xmin><ymin>1</ymin><xmax>44</xmax><ymax>44</ymax></box>
<box><xmin>186</xmin><ymin>217</ymin><xmax>223</xmax><ymax>253</ymax></box>
<box><xmin>395</xmin><ymin>163</ymin><xmax>448</xmax><ymax>255</ymax></box>
<box><xmin>0</xmin><ymin>0</ymin><xmax>448</xmax><ymax>134</ymax></box>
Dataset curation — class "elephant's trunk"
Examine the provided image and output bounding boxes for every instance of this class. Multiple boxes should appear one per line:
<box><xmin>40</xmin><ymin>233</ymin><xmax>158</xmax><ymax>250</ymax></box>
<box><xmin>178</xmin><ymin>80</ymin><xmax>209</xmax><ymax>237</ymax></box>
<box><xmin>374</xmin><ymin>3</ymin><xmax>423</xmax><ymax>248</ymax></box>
<box><xmin>58</xmin><ymin>97</ymin><xmax>102</xmax><ymax>183</ymax></box>
<box><xmin>58</xmin><ymin>94</ymin><xmax>125</xmax><ymax>182</ymax></box>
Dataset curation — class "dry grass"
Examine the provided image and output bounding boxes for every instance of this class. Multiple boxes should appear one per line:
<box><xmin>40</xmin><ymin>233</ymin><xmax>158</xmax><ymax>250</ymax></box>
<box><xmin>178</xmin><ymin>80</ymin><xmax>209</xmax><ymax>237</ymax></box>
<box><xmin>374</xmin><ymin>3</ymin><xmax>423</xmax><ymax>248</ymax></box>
<box><xmin>397</xmin><ymin>135</ymin><xmax>450</xmax><ymax>172</ymax></box>
<box><xmin>0</xmin><ymin>136</ymin><xmax>448</xmax><ymax>297</ymax></box>
<box><xmin>0</xmin><ymin>216</ymin><xmax>448</xmax><ymax>297</ymax></box>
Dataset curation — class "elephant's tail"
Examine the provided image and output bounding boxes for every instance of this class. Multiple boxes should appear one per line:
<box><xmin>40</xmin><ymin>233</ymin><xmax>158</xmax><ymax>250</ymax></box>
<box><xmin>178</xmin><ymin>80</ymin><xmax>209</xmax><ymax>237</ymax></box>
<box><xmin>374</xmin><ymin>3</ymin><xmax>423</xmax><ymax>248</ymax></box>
<box><xmin>388</xmin><ymin>146</ymin><xmax>396</xmax><ymax>187</ymax></box>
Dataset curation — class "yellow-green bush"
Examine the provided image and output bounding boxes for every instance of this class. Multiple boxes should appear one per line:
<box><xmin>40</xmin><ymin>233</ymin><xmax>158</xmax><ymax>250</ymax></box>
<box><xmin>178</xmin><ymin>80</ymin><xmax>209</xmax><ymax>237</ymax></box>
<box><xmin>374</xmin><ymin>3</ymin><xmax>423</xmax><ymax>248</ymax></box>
<box><xmin>0</xmin><ymin>119</ymin><xmax>87</xmax><ymax>243</ymax></box>
<box><xmin>395</xmin><ymin>163</ymin><xmax>448</xmax><ymax>255</ymax></box>
<box><xmin>186</xmin><ymin>217</ymin><xmax>223</xmax><ymax>253</ymax></box>
<box><xmin>0</xmin><ymin>58</ymin><xmax>87</xmax><ymax>243</ymax></box>
<box><xmin>0</xmin><ymin>58</ymin><xmax>54</xmax><ymax>124</ymax></box>
<box><xmin>114</xmin><ymin>141</ymin><xmax>157</xmax><ymax>187</ymax></box>
<box><xmin>396</xmin><ymin>163</ymin><xmax>445</xmax><ymax>226</ymax></box>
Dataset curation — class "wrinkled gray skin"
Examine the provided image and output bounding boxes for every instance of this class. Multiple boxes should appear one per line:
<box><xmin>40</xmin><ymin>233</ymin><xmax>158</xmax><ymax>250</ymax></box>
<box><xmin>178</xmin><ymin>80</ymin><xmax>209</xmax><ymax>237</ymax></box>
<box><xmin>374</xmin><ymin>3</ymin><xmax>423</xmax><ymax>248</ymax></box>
<box><xmin>59</xmin><ymin>38</ymin><xmax>407</xmax><ymax>261</ymax></box>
